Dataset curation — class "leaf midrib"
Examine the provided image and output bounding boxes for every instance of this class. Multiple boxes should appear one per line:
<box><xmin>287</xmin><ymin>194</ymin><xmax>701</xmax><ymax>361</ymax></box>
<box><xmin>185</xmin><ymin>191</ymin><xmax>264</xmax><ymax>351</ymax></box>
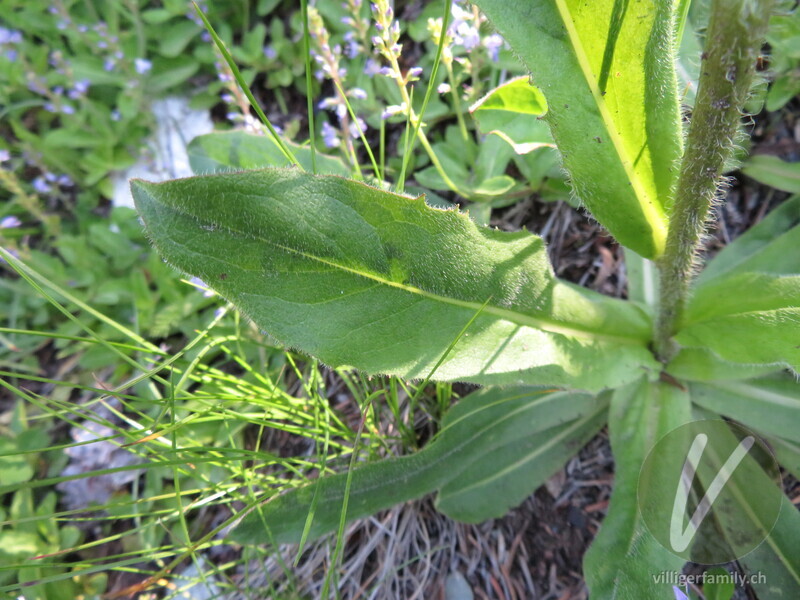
<box><xmin>553</xmin><ymin>0</ymin><xmax>667</xmax><ymax>252</ymax></box>
<box><xmin>165</xmin><ymin>204</ymin><xmax>649</xmax><ymax>346</ymax></box>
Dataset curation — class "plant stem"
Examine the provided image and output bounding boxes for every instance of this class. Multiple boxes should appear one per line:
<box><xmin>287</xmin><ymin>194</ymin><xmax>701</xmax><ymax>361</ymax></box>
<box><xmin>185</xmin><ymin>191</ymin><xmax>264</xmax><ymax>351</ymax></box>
<box><xmin>653</xmin><ymin>0</ymin><xmax>773</xmax><ymax>362</ymax></box>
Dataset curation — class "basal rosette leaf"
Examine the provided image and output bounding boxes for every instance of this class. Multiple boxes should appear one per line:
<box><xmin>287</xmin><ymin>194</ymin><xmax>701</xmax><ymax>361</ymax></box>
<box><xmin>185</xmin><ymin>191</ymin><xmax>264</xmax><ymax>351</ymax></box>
<box><xmin>132</xmin><ymin>168</ymin><xmax>658</xmax><ymax>392</ymax></box>
<box><xmin>583</xmin><ymin>377</ymin><xmax>691</xmax><ymax>600</ymax></box>
<box><xmin>230</xmin><ymin>386</ymin><xmax>602</xmax><ymax>546</ymax></box>
<box><xmin>473</xmin><ymin>0</ymin><xmax>683</xmax><ymax>259</ymax></box>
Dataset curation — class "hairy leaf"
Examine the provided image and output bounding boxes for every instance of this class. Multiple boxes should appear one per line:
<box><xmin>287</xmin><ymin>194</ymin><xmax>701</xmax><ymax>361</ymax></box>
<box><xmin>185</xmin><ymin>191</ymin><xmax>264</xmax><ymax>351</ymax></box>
<box><xmin>132</xmin><ymin>169</ymin><xmax>658</xmax><ymax>391</ymax></box>
<box><xmin>583</xmin><ymin>377</ymin><xmax>690</xmax><ymax>600</ymax></box>
<box><xmin>229</xmin><ymin>386</ymin><xmax>602</xmax><ymax>546</ymax></box>
<box><xmin>677</xmin><ymin>272</ymin><xmax>800</xmax><ymax>372</ymax></box>
<box><xmin>666</xmin><ymin>347</ymin><xmax>781</xmax><ymax>382</ymax></box>
<box><xmin>473</xmin><ymin>0</ymin><xmax>683</xmax><ymax>258</ymax></box>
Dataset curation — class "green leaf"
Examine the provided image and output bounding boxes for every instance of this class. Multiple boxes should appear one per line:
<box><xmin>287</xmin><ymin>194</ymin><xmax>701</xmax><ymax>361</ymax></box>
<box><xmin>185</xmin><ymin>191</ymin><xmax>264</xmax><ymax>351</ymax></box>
<box><xmin>677</xmin><ymin>272</ymin><xmax>800</xmax><ymax>372</ymax></box>
<box><xmin>698</xmin><ymin>195</ymin><xmax>800</xmax><ymax>284</ymax></box>
<box><xmin>147</xmin><ymin>57</ymin><xmax>199</xmax><ymax>94</ymax></box>
<box><xmin>666</xmin><ymin>347</ymin><xmax>781</xmax><ymax>382</ymax></box>
<box><xmin>742</xmin><ymin>155</ymin><xmax>800</xmax><ymax>194</ymax></box>
<box><xmin>158</xmin><ymin>21</ymin><xmax>201</xmax><ymax>58</ymax></box>
<box><xmin>583</xmin><ymin>377</ymin><xmax>691</xmax><ymax>600</ymax></box>
<box><xmin>691</xmin><ymin>408</ymin><xmax>800</xmax><ymax>598</ymax></box>
<box><xmin>0</xmin><ymin>439</ymin><xmax>33</xmax><ymax>487</ymax></box>
<box><xmin>187</xmin><ymin>130</ymin><xmax>349</xmax><ymax>176</ymax></box>
<box><xmin>740</xmin><ymin>494</ymin><xmax>800</xmax><ymax>599</ymax></box>
<box><xmin>473</xmin><ymin>0</ymin><xmax>683</xmax><ymax>259</ymax></box>
<box><xmin>769</xmin><ymin>435</ymin><xmax>800</xmax><ymax>480</ymax></box>
<box><xmin>624</xmin><ymin>247</ymin><xmax>658</xmax><ymax>308</ymax></box>
<box><xmin>470</xmin><ymin>76</ymin><xmax>555</xmax><ymax>155</ymax></box>
<box><xmin>229</xmin><ymin>386</ymin><xmax>602</xmax><ymax>546</ymax></box>
<box><xmin>690</xmin><ymin>375</ymin><xmax>800</xmax><ymax>443</ymax></box>
<box><xmin>435</xmin><ymin>394</ymin><xmax>607</xmax><ymax>521</ymax></box>
<box><xmin>471</xmin><ymin>175</ymin><xmax>515</xmax><ymax>197</ymax></box>
<box><xmin>702</xmin><ymin>568</ymin><xmax>735</xmax><ymax>600</ymax></box>
<box><xmin>132</xmin><ymin>169</ymin><xmax>658</xmax><ymax>392</ymax></box>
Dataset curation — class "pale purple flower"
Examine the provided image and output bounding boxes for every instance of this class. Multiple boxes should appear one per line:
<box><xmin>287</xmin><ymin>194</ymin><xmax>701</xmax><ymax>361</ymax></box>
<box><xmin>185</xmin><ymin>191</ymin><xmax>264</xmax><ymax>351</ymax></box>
<box><xmin>455</xmin><ymin>21</ymin><xmax>480</xmax><ymax>50</ymax></box>
<box><xmin>0</xmin><ymin>248</ymin><xmax>20</xmax><ymax>263</ymax></box>
<box><xmin>60</xmin><ymin>103</ymin><xmax>75</xmax><ymax>115</ymax></box>
<box><xmin>349</xmin><ymin>87</ymin><xmax>367</xmax><ymax>100</ymax></box>
<box><xmin>263</xmin><ymin>45</ymin><xmax>277</xmax><ymax>60</ymax></box>
<box><xmin>381</xmin><ymin>102</ymin><xmax>407</xmax><ymax>119</ymax></box>
<box><xmin>348</xmin><ymin>117</ymin><xmax>367</xmax><ymax>139</ymax></box>
<box><xmin>68</xmin><ymin>79</ymin><xmax>90</xmax><ymax>99</ymax></box>
<box><xmin>321</xmin><ymin>121</ymin><xmax>340</xmax><ymax>148</ymax></box>
<box><xmin>32</xmin><ymin>177</ymin><xmax>51</xmax><ymax>194</ymax></box>
<box><xmin>110</xmin><ymin>109</ymin><xmax>121</xmax><ymax>121</ymax></box>
<box><xmin>318</xmin><ymin>97</ymin><xmax>338</xmax><ymax>110</ymax></box>
<box><xmin>0</xmin><ymin>27</ymin><xmax>22</xmax><ymax>44</ymax></box>
<box><xmin>134</xmin><ymin>58</ymin><xmax>152</xmax><ymax>74</ymax></box>
<box><xmin>0</xmin><ymin>149</ymin><xmax>9</xmax><ymax>163</ymax></box>
<box><xmin>483</xmin><ymin>33</ymin><xmax>503</xmax><ymax>62</ymax></box>
<box><xmin>104</xmin><ymin>58</ymin><xmax>116</xmax><ymax>71</ymax></box>
<box><xmin>407</xmin><ymin>66</ymin><xmax>423</xmax><ymax>80</ymax></box>
<box><xmin>0</xmin><ymin>216</ymin><xmax>21</xmax><ymax>229</ymax></box>
<box><xmin>672</xmin><ymin>586</ymin><xmax>689</xmax><ymax>600</ymax></box>
<box><xmin>189</xmin><ymin>276</ymin><xmax>214</xmax><ymax>297</ymax></box>
<box><xmin>363</xmin><ymin>58</ymin><xmax>381</xmax><ymax>76</ymax></box>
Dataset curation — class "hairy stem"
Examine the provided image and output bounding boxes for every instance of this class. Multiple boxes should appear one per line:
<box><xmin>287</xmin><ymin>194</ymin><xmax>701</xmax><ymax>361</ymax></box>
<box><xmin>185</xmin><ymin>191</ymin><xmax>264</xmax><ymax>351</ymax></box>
<box><xmin>654</xmin><ymin>0</ymin><xmax>773</xmax><ymax>362</ymax></box>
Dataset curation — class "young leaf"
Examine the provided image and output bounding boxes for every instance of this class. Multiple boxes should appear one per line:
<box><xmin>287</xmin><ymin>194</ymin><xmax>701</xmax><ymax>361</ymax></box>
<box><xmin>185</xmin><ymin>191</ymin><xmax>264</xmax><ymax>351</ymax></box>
<box><xmin>583</xmin><ymin>377</ymin><xmax>691</xmax><ymax>600</ymax></box>
<box><xmin>470</xmin><ymin>76</ymin><xmax>555</xmax><ymax>155</ymax></box>
<box><xmin>132</xmin><ymin>169</ymin><xmax>658</xmax><ymax>392</ymax></box>
<box><xmin>229</xmin><ymin>386</ymin><xmax>601</xmax><ymax>546</ymax></box>
<box><xmin>676</xmin><ymin>272</ymin><xmax>800</xmax><ymax>372</ymax></box>
<box><xmin>187</xmin><ymin>130</ymin><xmax>349</xmax><ymax>176</ymax></box>
<box><xmin>697</xmin><ymin>195</ymin><xmax>800</xmax><ymax>284</ymax></box>
<box><xmin>473</xmin><ymin>0</ymin><xmax>683</xmax><ymax>259</ymax></box>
